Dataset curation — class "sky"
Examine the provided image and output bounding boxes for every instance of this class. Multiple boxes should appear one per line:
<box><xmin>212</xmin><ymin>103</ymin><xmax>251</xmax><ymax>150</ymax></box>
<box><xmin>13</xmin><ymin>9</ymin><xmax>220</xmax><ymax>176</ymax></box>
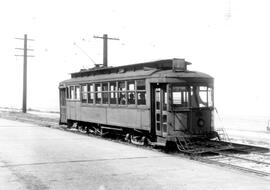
<box><xmin>0</xmin><ymin>0</ymin><xmax>269</xmax><ymax>117</ymax></box>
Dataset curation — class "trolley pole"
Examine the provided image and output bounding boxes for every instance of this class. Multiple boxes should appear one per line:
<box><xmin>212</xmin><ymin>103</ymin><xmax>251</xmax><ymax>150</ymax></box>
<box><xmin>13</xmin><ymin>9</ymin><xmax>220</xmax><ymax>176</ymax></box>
<box><xmin>93</xmin><ymin>34</ymin><xmax>119</xmax><ymax>67</ymax></box>
<box><xmin>15</xmin><ymin>34</ymin><xmax>34</xmax><ymax>113</ymax></box>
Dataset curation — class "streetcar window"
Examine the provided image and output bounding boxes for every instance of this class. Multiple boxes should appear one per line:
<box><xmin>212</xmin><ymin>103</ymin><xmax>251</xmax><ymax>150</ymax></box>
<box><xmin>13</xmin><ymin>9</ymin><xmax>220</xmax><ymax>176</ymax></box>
<box><xmin>172</xmin><ymin>86</ymin><xmax>189</xmax><ymax>107</ymax></box>
<box><xmin>127</xmin><ymin>92</ymin><xmax>135</xmax><ymax>105</ymax></box>
<box><xmin>190</xmin><ymin>86</ymin><xmax>213</xmax><ymax>108</ymax></box>
<box><xmin>95</xmin><ymin>83</ymin><xmax>102</xmax><ymax>104</ymax></box>
<box><xmin>87</xmin><ymin>84</ymin><xmax>94</xmax><ymax>104</ymax></box>
<box><xmin>137</xmin><ymin>92</ymin><xmax>146</xmax><ymax>105</ymax></box>
<box><xmin>102</xmin><ymin>83</ymin><xmax>108</xmax><ymax>91</ymax></box>
<box><xmin>110</xmin><ymin>82</ymin><xmax>117</xmax><ymax>104</ymax></box>
<box><xmin>75</xmin><ymin>86</ymin><xmax>80</xmax><ymax>100</ymax></box>
<box><xmin>81</xmin><ymin>84</ymin><xmax>87</xmax><ymax>103</ymax></box>
<box><xmin>102</xmin><ymin>83</ymin><xmax>109</xmax><ymax>104</ymax></box>
<box><xmin>70</xmin><ymin>86</ymin><xmax>75</xmax><ymax>100</ymax></box>
<box><xmin>66</xmin><ymin>87</ymin><xmax>69</xmax><ymax>99</ymax></box>
<box><xmin>163</xmin><ymin>92</ymin><xmax>167</xmax><ymax>111</ymax></box>
<box><xmin>136</xmin><ymin>80</ymin><xmax>146</xmax><ymax>105</ymax></box>
<box><xmin>155</xmin><ymin>89</ymin><xmax>160</xmax><ymax>110</ymax></box>
<box><xmin>118</xmin><ymin>81</ymin><xmax>126</xmax><ymax>105</ymax></box>
<box><xmin>198</xmin><ymin>86</ymin><xmax>207</xmax><ymax>107</ymax></box>
<box><xmin>118</xmin><ymin>81</ymin><xmax>126</xmax><ymax>91</ymax></box>
<box><xmin>136</xmin><ymin>80</ymin><xmax>145</xmax><ymax>90</ymax></box>
<box><xmin>60</xmin><ymin>89</ymin><xmax>66</xmax><ymax>106</ymax></box>
<box><xmin>119</xmin><ymin>92</ymin><xmax>126</xmax><ymax>105</ymax></box>
<box><xmin>127</xmin><ymin>81</ymin><xmax>135</xmax><ymax>91</ymax></box>
<box><xmin>208</xmin><ymin>88</ymin><xmax>213</xmax><ymax>107</ymax></box>
<box><xmin>127</xmin><ymin>80</ymin><xmax>135</xmax><ymax>105</ymax></box>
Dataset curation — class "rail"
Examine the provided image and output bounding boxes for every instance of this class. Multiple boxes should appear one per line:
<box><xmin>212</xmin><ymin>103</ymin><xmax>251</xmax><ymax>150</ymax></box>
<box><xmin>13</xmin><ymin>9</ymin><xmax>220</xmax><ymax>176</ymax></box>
<box><xmin>199</xmin><ymin>150</ymin><xmax>270</xmax><ymax>177</ymax></box>
<box><xmin>197</xmin><ymin>156</ymin><xmax>270</xmax><ymax>177</ymax></box>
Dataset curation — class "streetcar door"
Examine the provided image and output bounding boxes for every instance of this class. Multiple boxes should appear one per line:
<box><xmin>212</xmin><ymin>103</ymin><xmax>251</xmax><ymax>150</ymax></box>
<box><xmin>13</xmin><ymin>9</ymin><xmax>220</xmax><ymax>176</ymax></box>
<box><xmin>153</xmin><ymin>84</ymin><xmax>168</xmax><ymax>137</ymax></box>
<box><xmin>59</xmin><ymin>87</ymin><xmax>67</xmax><ymax>124</ymax></box>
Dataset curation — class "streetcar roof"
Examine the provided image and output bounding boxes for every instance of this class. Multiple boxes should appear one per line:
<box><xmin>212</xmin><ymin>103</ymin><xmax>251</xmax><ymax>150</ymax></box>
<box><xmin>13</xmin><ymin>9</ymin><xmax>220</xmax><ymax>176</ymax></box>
<box><xmin>70</xmin><ymin>58</ymin><xmax>190</xmax><ymax>78</ymax></box>
<box><xmin>60</xmin><ymin>58</ymin><xmax>213</xmax><ymax>85</ymax></box>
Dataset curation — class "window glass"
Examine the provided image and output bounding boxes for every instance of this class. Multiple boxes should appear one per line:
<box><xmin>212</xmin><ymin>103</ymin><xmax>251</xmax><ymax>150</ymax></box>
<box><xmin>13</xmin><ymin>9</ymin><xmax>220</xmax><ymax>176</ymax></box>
<box><xmin>118</xmin><ymin>81</ymin><xmax>126</xmax><ymax>91</ymax></box>
<box><xmin>118</xmin><ymin>81</ymin><xmax>126</xmax><ymax>105</ymax></box>
<box><xmin>102</xmin><ymin>92</ymin><xmax>109</xmax><ymax>104</ymax></box>
<box><xmin>118</xmin><ymin>92</ymin><xmax>126</xmax><ymax>105</ymax></box>
<box><xmin>136</xmin><ymin>80</ymin><xmax>145</xmax><ymax>90</ymax></box>
<box><xmin>172</xmin><ymin>86</ymin><xmax>189</xmax><ymax>107</ymax></box>
<box><xmin>109</xmin><ymin>82</ymin><xmax>117</xmax><ymax>104</ymax></box>
<box><xmin>88</xmin><ymin>84</ymin><xmax>94</xmax><ymax>92</ymax></box>
<box><xmin>127</xmin><ymin>92</ymin><xmax>135</xmax><ymax>105</ymax></box>
<box><xmin>110</xmin><ymin>82</ymin><xmax>117</xmax><ymax>91</ymax></box>
<box><xmin>127</xmin><ymin>81</ymin><xmax>135</xmax><ymax>91</ymax></box>
<box><xmin>75</xmin><ymin>86</ymin><xmax>80</xmax><ymax>100</ymax></box>
<box><xmin>191</xmin><ymin>86</ymin><xmax>211</xmax><ymax>108</ymax></box>
<box><xmin>191</xmin><ymin>86</ymin><xmax>214</xmax><ymax>108</ymax></box>
<box><xmin>155</xmin><ymin>89</ymin><xmax>160</xmax><ymax>110</ymax></box>
<box><xmin>102</xmin><ymin>83</ymin><xmax>108</xmax><ymax>91</ymax></box>
<box><xmin>95</xmin><ymin>83</ymin><xmax>101</xmax><ymax>104</ymax></box>
<box><xmin>60</xmin><ymin>89</ymin><xmax>66</xmax><ymax>106</ymax></box>
<box><xmin>101</xmin><ymin>83</ymin><xmax>109</xmax><ymax>104</ymax></box>
<box><xmin>88</xmin><ymin>84</ymin><xmax>94</xmax><ymax>104</ymax></box>
<box><xmin>81</xmin><ymin>84</ymin><xmax>87</xmax><ymax>103</ymax></box>
<box><xmin>127</xmin><ymin>80</ymin><xmax>135</xmax><ymax>105</ymax></box>
<box><xmin>70</xmin><ymin>86</ymin><xmax>75</xmax><ymax>99</ymax></box>
<box><xmin>163</xmin><ymin>92</ymin><xmax>167</xmax><ymax>111</ymax></box>
<box><xmin>198</xmin><ymin>86</ymin><xmax>208</xmax><ymax>107</ymax></box>
<box><xmin>110</xmin><ymin>92</ymin><xmax>117</xmax><ymax>104</ymax></box>
<box><xmin>88</xmin><ymin>93</ymin><xmax>94</xmax><ymax>104</ymax></box>
<box><xmin>66</xmin><ymin>87</ymin><xmax>69</xmax><ymax>99</ymax></box>
<box><xmin>208</xmin><ymin>88</ymin><xmax>213</xmax><ymax>107</ymax></box>
<box><xmin>138</xmin><ymin>91</ymin><xmax>146</xmax><ymax>105</ymax></box>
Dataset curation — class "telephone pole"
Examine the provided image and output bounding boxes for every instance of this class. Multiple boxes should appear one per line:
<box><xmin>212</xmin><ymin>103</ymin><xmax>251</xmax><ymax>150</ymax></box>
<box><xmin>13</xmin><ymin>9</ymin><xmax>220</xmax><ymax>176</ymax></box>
<box><xmin>93</xmin><ymin>34</ymin><xmax>119</xmax><ymax>67</ymax></box>
<box><xmin>15</xmin><ymin>34</ymin><xmax>34</xmax><ymax>113</ymax></box>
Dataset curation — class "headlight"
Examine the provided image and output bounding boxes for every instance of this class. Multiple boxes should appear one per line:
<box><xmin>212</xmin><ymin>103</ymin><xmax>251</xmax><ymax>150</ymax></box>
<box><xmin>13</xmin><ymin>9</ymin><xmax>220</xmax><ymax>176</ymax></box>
<box><xmin>197</xmin><ymin>118</ymin><xmax>205</xmax><ymax>127</ymax></box>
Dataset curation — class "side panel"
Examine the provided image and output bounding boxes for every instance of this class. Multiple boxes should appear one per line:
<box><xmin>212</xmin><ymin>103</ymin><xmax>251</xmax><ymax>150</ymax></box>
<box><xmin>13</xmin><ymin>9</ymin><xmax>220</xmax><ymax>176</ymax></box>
<box><xmin>66</xmin><ymin>103</ymin><xmax>150</xmax><ymax>131</ymax></box>
<box><xmin>66</xmin><ymin>101</ymin><xmax>78</xmax><ymax>120</ymax></box>
<box><xmin>107</xmin><ymin>108</ymin><xmax>140</xmax><ymax>128</ymax></box>
<box><xmin>80</xmin><ymin>106</ymin><xmax>107</xmax><ymax>124</ymax></box>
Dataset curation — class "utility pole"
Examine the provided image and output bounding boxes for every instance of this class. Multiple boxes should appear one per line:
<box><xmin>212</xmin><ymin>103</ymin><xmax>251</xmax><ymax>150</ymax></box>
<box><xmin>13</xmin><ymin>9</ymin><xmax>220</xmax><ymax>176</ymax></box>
<box><xmin>93</xmin><ymin>34</ymin><xmax>119</xmax><ymax>67</ymax></box>
<box><xmin>15</xmin><ymin>34</ymin><xmax>34</xmax><ymax>113</ymax></box>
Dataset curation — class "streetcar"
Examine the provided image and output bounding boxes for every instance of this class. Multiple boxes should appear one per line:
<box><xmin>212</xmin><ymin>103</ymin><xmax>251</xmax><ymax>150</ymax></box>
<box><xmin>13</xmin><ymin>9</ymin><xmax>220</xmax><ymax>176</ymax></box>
<box><xmin>59</xmin><ymin>58</ymin><xmax>218</xmax><ymax>147</ymax></box>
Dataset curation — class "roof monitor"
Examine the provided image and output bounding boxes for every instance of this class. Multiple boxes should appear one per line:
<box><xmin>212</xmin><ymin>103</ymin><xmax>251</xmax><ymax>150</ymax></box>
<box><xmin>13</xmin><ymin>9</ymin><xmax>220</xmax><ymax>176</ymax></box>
<box><xmin>172</xmin><ymin>58</ymin><xmax>191</xmax><ymax>72</ymax></box>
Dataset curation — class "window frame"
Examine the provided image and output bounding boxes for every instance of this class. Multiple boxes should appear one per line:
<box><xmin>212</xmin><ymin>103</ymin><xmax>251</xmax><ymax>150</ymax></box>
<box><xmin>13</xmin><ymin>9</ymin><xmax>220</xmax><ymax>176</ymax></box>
<box><xmin>87</xmin><ymin>83</ymin><xmax>94</xmax><ymax>104</ymax></box>
<box><xmin>77</xmin><ymin>78</ymin><xmax>147</xmax><ymax>108</ymax></box>
<box><xmin>127</xmin><ymin>80</ymin><xmax>136</xmax><ymax>106</ymax></box>
<box><xmin>136</xmin><ymin>79</ymin><xmax>146</xmax><ymax>106</ymax></box>
<box><xmin>102</xmin><ymin>82</ymin><xmax>109</xmax><ymax>104</ymax></box>
<box><xmin>81</xmin><ymin>84</ymin><xmax>87</xmax><ymax>103</ymax></box>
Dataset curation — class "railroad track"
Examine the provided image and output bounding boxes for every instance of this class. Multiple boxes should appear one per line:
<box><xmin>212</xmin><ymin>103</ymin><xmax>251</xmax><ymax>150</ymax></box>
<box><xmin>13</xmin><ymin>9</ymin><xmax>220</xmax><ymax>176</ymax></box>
<box><xmin>198</xmin><ymin>151</ymin><xmax>270</xmax><ymax>177</ymax></box>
